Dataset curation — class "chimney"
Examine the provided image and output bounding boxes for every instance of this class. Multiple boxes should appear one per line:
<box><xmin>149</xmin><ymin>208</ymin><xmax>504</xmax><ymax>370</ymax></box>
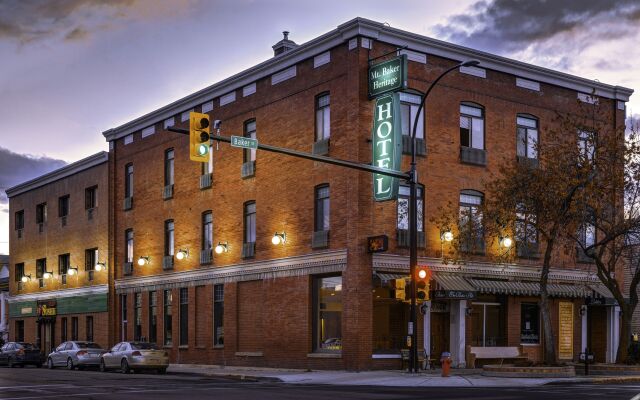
<box><xmin>272</xmin><ymin>31</ymin><xmax>298</xmax><ymax>57</ymax></box>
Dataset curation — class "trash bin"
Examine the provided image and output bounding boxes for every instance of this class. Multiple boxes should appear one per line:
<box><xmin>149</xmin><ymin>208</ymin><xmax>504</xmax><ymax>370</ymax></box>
<box><xmin>440</xmin><ymin>351</ymin><xmax>452</xmax><ymax>377</ymax></box>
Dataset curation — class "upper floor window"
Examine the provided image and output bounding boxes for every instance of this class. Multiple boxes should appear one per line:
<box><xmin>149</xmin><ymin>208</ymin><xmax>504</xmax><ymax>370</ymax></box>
<box><xmin>516</xmin><ymin>203</ymin><xmax>538</xmax><ymax>248</ymax></box>
<box><xmin>400</xmin><ymin>93</ymin><xmax>424</xmax><ymax>139</ymax></box>
<box><xmin>315</xmin><ymin>185</ymin><xmax>330</xmax><ymax>232</ymax></box>
<box><xmin>315</xmin><ymin>93</ymin><xmax>330</xmax><ymax>141</ymax></box>
<box><xmin>85</xmin><ymin>248</ymin><xmax>98</xmax><ymax>281</ymax></box>
<box><xmin>578</xmin><ymin>130</ymin><xmax>596</xmax><ymax>162</ymax></box>
<box><xmin>397</xmin><ymin>185</ymin><xmax>424</xmax><ymax>231</ymax></box>
<box><xmin>125</xmin><ymin>164</ymin><xmax>134</xmax><ymax>198</ymax></box>
<box><xmin>516</xmin><ymin>115</ymin><xmax>538</xmax><ymax>159</ymax></box>
<box><xmin>36</xmin><ymin>203</ymin><xmax>47</xmax><ymax>224</ymax></box>
<box><xmin>459</xmin><ymin>190</ymin><xmax>484</xmax><ymax>252</ymax></box>
<box><xmin>15</xmin><ymin>263</ymin><xmax>24</xmax><ymax>283</ymax></box>
<box><xmin>85</xmin><ymin>186</ymin><xmax>97</xmax><ymax>209</ymax></box>
<box><xmin>244</xmin><ymin>120</ymin><xmax>257</xmax><ymax>163</ymax></box>
<box><xmin>58</xmin><ymin>253</ymin><xmax>70</xmax><ymax>278</ymax></box>
<box><xmin>58</xmin><ymin>195</ymin><xmax>70</xmax><ymax>218</ymax></box>
<box><xmin>244</xmin><ymin>201</ymin><xmax>256</xmax><ymax>244</ymax></box>
<box><xmin>164</xmin><ymin>220</ymin><xmax>174</xmax><ymax>256</ymax></box>
<box><xmin>15</xmin><ymin>210</ymin><xmax>24</xmax><ymax>231</ymax></box>
<box><xmin>36</xmin><ymin>258</ymin><xmax>46</xmax><ymax>287</ymax></box>
<box><xmin>580</xmin><ymin>221</ymin><xmax>596</xmax><ymax>248</ymax></box>
<box><xmin>202</xmin><ymin>211</ymin><xmax>213</xmax><ymax>251</ymax></box>
<box><xmin>460</xmin><ymin>103</ymin><xmax>484</xmax><ymax>150</ymax></box>
<box><xmin>165</xmin><ymin>149</ymin><xmax>174</xmax><ymax>187</ymax></box>
<box><xmin>125</xmin><ymin>229</ymin><xmax>134</xmax><ymax>263</ymax></box>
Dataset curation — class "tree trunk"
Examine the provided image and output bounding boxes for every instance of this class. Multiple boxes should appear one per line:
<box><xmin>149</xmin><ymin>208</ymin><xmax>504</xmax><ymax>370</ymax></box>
<box><xmin>617</xmin><ymin>305</ymin><xmax>631</xmax><ymax>363</ymax></box>
<box><xmin>541</xmin><ymin>238</ymin><xmax>557</xmax><ymax>365</ymax></box>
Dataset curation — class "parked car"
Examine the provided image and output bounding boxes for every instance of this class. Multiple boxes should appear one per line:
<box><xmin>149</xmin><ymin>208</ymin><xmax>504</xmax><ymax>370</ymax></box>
<box><xmin>47</xmin><ymin>341</ymin><xmax>106</xmax><ymax>370</ymax></box>
<box><xmin>0</xmin><ymin>342</ymin><xmax>42</xmax><ymax>368</ymax></box>
<box><xmin>100</xmin><ymin>342</ymin><xmax>169</xmax><ymax>374</ymax></box>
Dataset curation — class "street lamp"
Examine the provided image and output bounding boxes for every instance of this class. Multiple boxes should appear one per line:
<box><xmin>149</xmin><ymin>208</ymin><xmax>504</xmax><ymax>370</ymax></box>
<box><xmin>407</xmin><ymin>59</ymin><xmax>480</xmax><ymax>373</ymax></box>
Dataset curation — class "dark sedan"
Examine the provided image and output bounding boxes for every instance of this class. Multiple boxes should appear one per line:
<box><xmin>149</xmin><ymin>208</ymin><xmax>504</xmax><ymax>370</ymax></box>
<box><xmin>0</xmin><ymin>342</ymin><xmax>43</xmax><ymax>368</ymax></box>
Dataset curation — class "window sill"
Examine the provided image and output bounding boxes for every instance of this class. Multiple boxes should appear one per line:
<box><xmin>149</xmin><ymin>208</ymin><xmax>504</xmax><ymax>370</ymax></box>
<box><xmin>163</xmin><ymin>345</ymin><xmax>173</xmax><ymax>349</ymax></box>
<box><xmin>307</xmin><ymin>352</ymin><xmax>342</xmax><ymax>359</ymax></box>
<box><xmin>213</xmin><ymin>345</ymin><xmax>224</xmax><ymax>349</ymax></box>
<box><xmin>520</xmin><ymin>343</ymin><xmax>541</xmax><ymax>347</ymax></box>
<box><xmin>371</xmin><ymin>354</ymin><xmax>401</xmax><ymax>359</ymax></box>
<box><xmin>178</xmin><ymin>345</ymin><xmax>188</xmax><ymax>350</ymax></box>
<box><xmin>235</xmin><ymin>351</ymin><xmax>263</xmax><ymax>357</ymax></box>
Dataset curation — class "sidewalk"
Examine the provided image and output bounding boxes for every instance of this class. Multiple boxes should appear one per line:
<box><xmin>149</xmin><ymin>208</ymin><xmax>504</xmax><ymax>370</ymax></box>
<box><xmin>168</xmin><ymin>364</ymin><xmax>640</xmax><ymax>387</ymax></box>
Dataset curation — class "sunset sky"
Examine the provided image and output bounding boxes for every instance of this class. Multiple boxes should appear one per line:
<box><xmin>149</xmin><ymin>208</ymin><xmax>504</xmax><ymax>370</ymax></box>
<box><xmin>1</xmin><ymin>0</ymin><xmax>639</xmax><ymax>254</ymax></box>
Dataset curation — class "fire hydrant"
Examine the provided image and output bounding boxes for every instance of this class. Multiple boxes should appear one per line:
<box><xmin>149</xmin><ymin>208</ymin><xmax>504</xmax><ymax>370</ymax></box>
<box><xmin>440</xmin><ymin>352</ymin><xmax>452</xmax><ymax>377</ymax></box>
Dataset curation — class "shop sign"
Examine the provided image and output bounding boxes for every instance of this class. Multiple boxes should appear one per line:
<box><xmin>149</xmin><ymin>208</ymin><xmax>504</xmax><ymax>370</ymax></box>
<box><xmin>558</xmin><ymin>302</ymin><xmax>573</xmax><ymax>359</ymax></box>
<box><xmin>37</xmin><ymin>300</ymin><xmax>57</xmax><ymax>320</ymax></box>
<box><xmin>367</xmin><ymin>235</ymin><xmax>388</xmax><ymax>253</ymax></box>
<box><xmin>368</xmin><ymin>55</ymin><xmax>407</xmax><ymax>98</ymax></box>
<box><xmin>585</xmin><ymin>296</ymin><xmax>617</xmax><ymax>306</ymax></box>
<box><xmin>372</xmin><ymin>93</ymin><xmax>402</xmax><ymax>202</ymax></box>
<box><xmin>20</xmin><ymin>307</ymin><xmax>33</xmax><ymax>315</ymax></box>
<box><xmin>431</xmin><ymin>290</ymin><xmax>476</xmax><ymax>300</ymax></box>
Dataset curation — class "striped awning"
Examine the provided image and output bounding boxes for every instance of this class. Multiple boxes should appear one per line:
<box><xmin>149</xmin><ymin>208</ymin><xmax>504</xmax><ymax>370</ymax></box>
<box><xmin>375</xmin><ymin>273</ymin><xmax>408</xmax><ymax>282</ymax></box>
<box><xmin>589</xmin><ymin>283</ymin><xmax>615</xmax><ymax>299</ymax></box>
<box><xmin>432</xmin><ymin>273</ymin><xmax>476</xmax><ymax>292</ymax></box>
<box><xmin>467</xmin><ymin>278</ymin><xmax>593</xmax><ymax>298</ymax></box>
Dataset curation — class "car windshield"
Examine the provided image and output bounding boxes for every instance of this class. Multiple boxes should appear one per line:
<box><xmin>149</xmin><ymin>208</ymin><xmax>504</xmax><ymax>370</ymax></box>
<box><xmin>17</xmin><ymin>343</ymin><xmax>37</xmax><ymax>350</ymax></box>
<box><xmin>76</xmin><ymin>342</ymin><xmax>102</xmax><ymax>349</ymax></box>
<box><xmin>130</xmin><ymin>343</ymin><xmax>158</xmax><ymax>350</ymax></box>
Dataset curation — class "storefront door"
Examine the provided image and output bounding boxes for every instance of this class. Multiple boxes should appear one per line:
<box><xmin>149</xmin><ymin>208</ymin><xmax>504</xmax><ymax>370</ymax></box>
<box><xmin>589</xmin><ymin>306</ymin><xmax>607</xmax><ymax>363</ymax></box>
<box><xmin>39</xmin><ymin>320</ymin><xmax>55</xmax><ymax>355</ymax></box>
<box><xmin>431</xmin><ymin>309</ymin><xmax>450</xmax><ymax>364</ymax></box>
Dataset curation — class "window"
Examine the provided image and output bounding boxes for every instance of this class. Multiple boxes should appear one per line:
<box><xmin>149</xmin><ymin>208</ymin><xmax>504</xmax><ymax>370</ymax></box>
<box><xmin>202</xmin><ymin>211</ymin><xmax>213</xmax><ymax>251</ymax></box>
<box><xmin>315</xmin><ymin>93</ymin><xmax>330</xmax><ymax>141</ymax></box>
<box><xmin>85</xmin><ymin>186</ymin><xmax>97</xmax><ymax>209</ymax></box>
<box><xmin>580</xmin><ymin>222</ymin><xmax>596</xmax><ymax>248</ymax></box>
<box><xmin>244</xmin><ymin>120</ymin><xmax>257</xmax><ymax>163</ymax></box>
<box><xmin>244</xmin><ymin>201</ymin><xmax>256</xmax><ymax>245</ymax></box>
<box><xmin>164</xmin><ymin>290</ymin><xmax>173</xmax><ymax>346</ymax></box>
<box><xmin>315</xmin><ymin>185</ymin><xmax>330</xmax><ymax>232</ymax></box>
<box><xmin>520</xmin><ymin>303</ymin><xmax>540</xmax><ymax>344</ymax></box>
<box><xmin>134</xmin><ymin>293</ymin><xmax>142</xmax><ymax>341</ymax></box>
<box><xmin>213</xmin><ymin>284</ymin><xmax>224</xmax><ymax>346</ymax></box>
<box><xmin>15</xmin><ymin>321</ymin><xmax>24</xmax><ymax>342</ymax></box>
<box><xmin>121</xmin><ymin>294</ymin><xmax>128</xmax><ymax>341</ymax></box>
<box><xmin>125</xmin><ymin>229</ymin><xmax>133</xmax><ymax>263</ymax></box>
<box><xmin>460</xmin><ymin>103</ymin><xmax>484</xmax><ymax>149</ymax></box>
<box><xmin>61</xmin><ymin>317</ymin><xmax>67</xmax><ymax>342</ymax></box>
<box><xmin>516</xmin><ymin>204</ymin><xmax>538</xmax><ymax>255</ymax></box>
<box><xmin>58</xmin><ymin>254</ymin><xmax>70</xmax><ymax>285</ymax></box>
<box><xmin>36</xmin><ymin>258</ymin><xmax>46</xmax><ymax>288</ymax></box>
<box><xmin>470</xmin><ymin>297</ymin><xmax>507</xmax><ymax>347</ymax></box>
<box><xmin>313</xmin><ymin>275</ymin><xmax>342</xmax><ymax>352</ymax></box>
<box><xmin>85</xmin><ymin>248</ymin><xmax>98</xmax><ymax>281</ymax></box>
<box><xmin>125</xmin><ymin>163</ymin><xmax>134</xmax><ymax>198</ymax></box>
<box><xmin>459</xmin><ymin>190</ymin><xmax>484</xmax><ymax>253</ymax></box>
<box><xmin>86</xmin><ymin>316</ymin><xmax>94</xmax><ymax>342</ymax></box>
<box><xmin>164</xmin><ymin>149</ymin><xmax>174</xmax><ymax>187</ymax></box>
<box><xmin>373</xmin><ymin>277</ymin><xmax>409</xmax><ymax>354</ymax></box>
<box><xmin>58</xmin><ymin>195</ymin><xmax>69</xmax><ymax>218</ymax></box>
<box><xmin>15</xmin><ymin>263</ymin><xmax>24</xmax><ymax>290</ymax></box>
<box><xmin>15</xmin><ymin>210</ymin><xmax>24</xmax><ymax>231</ymax></box>
<box><xmin>397</xmin><ymin>185</ymin><xmax>424</xmax><ymax>231</ymax></box>
<box><xmin>516</xmin><ymin>115</ymin><xmax>538</xmax><ymax>159</ymax></box>
<box><xmin>179</xmin><ymin>288</ymin><xmax>188</xmax><ymax>346</ymax></box>
<box><xmin>149</xmin><ymin>291</ymin><xmax>157</xmax><ymax>343</ymax></box>
<box><xmin>578</xmin><ymin>130</ymin><xmax>596</xmax><ymax>162</ymax></box>
<box><xmin>164</xmin><ymin>220</ymin><xmax>174</xmax><ymax>257</ymax></box>
<box><xmin>400</xmin><ymin>93</ymin><xmax>425</xmax><ymax>154</ymax></box>
<box><xmin>36</xmin><ymin>203</ymin><xmax>47</xmax><ymax>224</ymax></box>
<box><xmin>71</xmin><ymin>317</ymin><xmax>78</xmax><ymax>341</ymax></box>
<box><xmin>201</xmin><ymin>151</ymin><xmax>213</xmax><ymax>175</ymax></box>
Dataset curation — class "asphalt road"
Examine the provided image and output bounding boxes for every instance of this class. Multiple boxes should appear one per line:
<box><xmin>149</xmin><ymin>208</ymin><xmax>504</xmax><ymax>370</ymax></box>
<box><xmin>1</xmin><ymin>366</ymin><xmax>640</xmax><ymax>400</ymax></box>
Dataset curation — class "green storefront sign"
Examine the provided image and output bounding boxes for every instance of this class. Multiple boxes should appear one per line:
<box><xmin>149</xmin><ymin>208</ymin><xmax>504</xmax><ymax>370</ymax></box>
<box><xmin>372</xmin><ymin>93</ymin><xmax>402</xmax><ymax>201</ymax></box>
<box><xmin>9</xmin><ymin>293</ymin><xmax>108</xmax><ymax>318</ymax></box>
<box><xmin>368</xmin><ymin>55</ymin><xmax>408</xmax><ymax>98</ymax></box>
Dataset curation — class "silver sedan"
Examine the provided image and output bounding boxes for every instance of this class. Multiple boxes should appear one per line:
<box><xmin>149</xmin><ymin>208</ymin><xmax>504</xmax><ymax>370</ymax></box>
<box><xmin>47</xmin><ymin>341</ymin><xmax>106</xmax><ymax>370</ymax></box>
<box><xmin>100</xmin><ymin>342</ymin><xmax>169</xmax><ymax>374</ymax></box>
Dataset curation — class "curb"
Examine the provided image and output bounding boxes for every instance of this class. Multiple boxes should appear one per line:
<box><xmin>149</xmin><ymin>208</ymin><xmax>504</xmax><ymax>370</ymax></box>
<box><xmin>544</xmin><ymin>376</ymin><xmax>640</xmax><ymax>385</ymax></box>
<box><xmin>169</xmin><ymin>370</ymin><xmax>283</xmax><ymax>383</ymax></box>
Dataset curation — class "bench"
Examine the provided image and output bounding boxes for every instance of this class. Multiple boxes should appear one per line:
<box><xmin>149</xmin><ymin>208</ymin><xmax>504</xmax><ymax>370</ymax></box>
<box><xmin>466</xmin><ymin>345</ymin><xmax>529</xmax><ymax>368</ymax></box>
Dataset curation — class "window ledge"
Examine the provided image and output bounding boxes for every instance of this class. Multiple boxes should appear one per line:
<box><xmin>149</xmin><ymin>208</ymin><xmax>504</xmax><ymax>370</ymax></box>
<box><xmin>307</xmin><ymin>352</ymin><xmax>342</xmax><ymax>359</ymax></box>
<box><xmin>178</xmin><ymin>345</ymin><xmax>189</xmax><ymax>350</ymax></box>
<box><xmin>235</xmin><ymin>351</ymin><xmax>263</xmax><ymax>357</ymax></box>
<box><xmin>372</xmin><ymin>354</ymin><xmax>401</xmax><ymax>359</ymax></box>
<box><xmin>520</xmin><ymin>343</ymin><xmax>541</xmax><ymax>347</ymax></box>
<box><xmin>213</xmin><ymin>345</ymin><xmax>224</xmax><ymax>349</ymax></box>
<box><xmin>163</xmin><ymin>345</ymin><xmax>173</xmax><ymax>349</ymax></box>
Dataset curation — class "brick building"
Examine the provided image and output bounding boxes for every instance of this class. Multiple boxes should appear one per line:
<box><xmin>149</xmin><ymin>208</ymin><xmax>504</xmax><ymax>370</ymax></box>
<box><xmin>7</xmin><ymin>18</ymin><xmax>634</xmax><ymax>370</ymax></box>
<box><xmin>6</xmin><ymin>152</ymin><xmax>109</xmax><ymax>355</ymax></box>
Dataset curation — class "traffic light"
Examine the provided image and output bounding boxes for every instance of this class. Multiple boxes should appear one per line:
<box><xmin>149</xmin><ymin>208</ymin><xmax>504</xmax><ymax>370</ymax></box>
<box><xmin>190</xmin><ymin>112</ymin><xmax>210</xmax><ymax>162</ymax></box>
<box><xmin>416</xmin><ymin>266</ymin><xmax>431</xmax><ymax>302</ymax></box>
<box><xmin>394</xmin><ymin>278</ymin><xmax>406</xmax><ymax>301</ymax></box>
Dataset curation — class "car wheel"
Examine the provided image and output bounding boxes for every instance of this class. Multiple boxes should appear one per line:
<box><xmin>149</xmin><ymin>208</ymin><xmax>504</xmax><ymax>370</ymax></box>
<box><xmin>99</xmin><ymin>359</ymin><xmax>107</xmax><ymax>373</ymax></box>
<box><xmin>120</xmin><ymin>359</ymin><xmax>130</xmax><ymax>374</ymax></box>
<box><xmin>157</xmin><ymin>368</ymin><xmax>167</xmax><ymax>374</ymax></box>
<box><xmin>66</xmin><ymin>358</ymin><xmax>74</xmax><ymax>370</ymax></box>
<box><xmin>8</xmin><ymin>358</ymin><xmax>14</xmax><ymax>368</ymax></box>
<box><xmin>47</xmin><ymin>358</ymin><xmax>54</xmax><ymax>369</ymax></box>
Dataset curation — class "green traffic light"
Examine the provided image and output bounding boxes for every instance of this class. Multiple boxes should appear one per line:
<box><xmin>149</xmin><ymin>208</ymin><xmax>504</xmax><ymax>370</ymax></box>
<box><xmin>197</xmin><ymin>143</ymin><xmax>209</xmax><ymax>156</ymax></box>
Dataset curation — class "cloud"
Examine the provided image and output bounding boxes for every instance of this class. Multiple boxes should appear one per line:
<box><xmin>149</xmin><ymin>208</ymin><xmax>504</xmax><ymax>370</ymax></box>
<box><xmin>432</xmin><ymin>0</ymin><xmax>640</xmax><ymax>70</ymax></box>
<box><xmin>0</xmin><ymin>147</ymin><xmax>67</xmax><ymax>204</ymax></box>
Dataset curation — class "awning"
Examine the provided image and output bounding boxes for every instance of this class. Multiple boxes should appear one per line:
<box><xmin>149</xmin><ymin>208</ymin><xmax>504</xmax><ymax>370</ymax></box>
<box><xmin>375</xmin><ymin>272</ymin><xmax>407</xmax><ymax>282</ymax></box>
<box><xmin>432</xmin><ymin>273</ymin><xmax>476</xmax><ymax>292</ymax></box>
<box><xmin>467</xmin><ymin>278</ymin><xmax>593</xmax><ymax>298</ymax></box>
<box><xmin>589</xmin><ymin>283</ymin><xmax>615</xmax><ymax>299</ymax></box>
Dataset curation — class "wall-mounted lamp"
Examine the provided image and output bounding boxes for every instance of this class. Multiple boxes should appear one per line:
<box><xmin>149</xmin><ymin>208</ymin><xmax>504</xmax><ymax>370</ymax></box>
<box><xmin>271</xmin><ymin>232</ymin><xmax>286</xmax><ymax>245</ymax></box>
<box><xmin>214</xmin><ymin>242</ymin><xmax>228</xmax><ymax>254</ymax></box>
<box><xmin>579</xmin><ymin>305</ymin><xmax>587</xmax><ymax>317</ymax></box>
<box><xmin>175</xmin><ymin>249</ymin><xmax>189</xmax><ymax>261</ymax></box>
<box><xmin>43</xmin><ymin>271</ymin><xmax>54</xmax><ymax>280</ymax></box>
<box><xmin>500</xmin><ymin>236</ymin><xmax>513</xmax><ymax>248</ymax></box>
<box><xmin>137</xmin><ymin>256</ymin><xmax>150</xmax><ymax>266</ymax></box>
<box><xmin>67</xmin><ymin>267</ymin><xmax>78</xmax><ymax>276</ymax></box>
<box><xmin>21</xmin><ymin>274</ymin><xmax>31</xmax><ymax>283</ymax></box>
<box><xmin>441</xmin><ymin>231</ymin><xmax>454</xmax><ymax>242</ymax></box>
<box><xmin>95</xmin><ymin>262</ymin><xmax>107</xmax><ymax>272</ymax></box>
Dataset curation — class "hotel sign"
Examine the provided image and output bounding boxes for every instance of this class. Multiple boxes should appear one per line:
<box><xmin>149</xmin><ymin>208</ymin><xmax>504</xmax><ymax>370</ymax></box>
<box><xmin>368</xmin><ymin>55</ymin><xmax>408</xmax><ymax>98</ymax></box>
<box><xmin>372</xmin><ymin>93</ymin><xmax>402</xmax><ymax>201</ymax></box>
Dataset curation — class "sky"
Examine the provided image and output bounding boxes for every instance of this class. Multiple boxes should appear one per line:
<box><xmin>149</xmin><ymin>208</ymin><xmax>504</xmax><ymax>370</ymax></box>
<box><xmin>0</xmin><ymin>0</ymin><xmax>639</xmax><ymax>255</ymax></box>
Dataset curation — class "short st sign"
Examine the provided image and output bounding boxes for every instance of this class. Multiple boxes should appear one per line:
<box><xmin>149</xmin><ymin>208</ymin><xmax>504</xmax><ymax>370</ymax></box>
<box><xmin>368</xmin><ymin>55</ymin><xmax>407</xmax><ymax>98</ymax></box>
<box><xmin>372</xmin><ymin>93</ymin><xmax>402</xmax><ymax>201</ymax></box>
<box><xmin>230</xmin><ymin>135</ymin><xmax>258</xmax><ymax>149</ymax></box>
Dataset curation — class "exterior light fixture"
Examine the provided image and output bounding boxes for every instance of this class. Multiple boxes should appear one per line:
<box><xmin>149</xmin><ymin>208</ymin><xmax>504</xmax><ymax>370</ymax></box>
<box><xmin>500</xmin><ymin>236</ymin><xmax>513</xmax><ymax>248</ymax></box>
<box><xmin>441</xmin><ymin>231</ymin><xmax>454</xmax><ymax>242</ymax></box>
<box><xmin>176</xmin><ymin>249</ymin><xmax>189</xmax><ymax>261</ymax></box>
<box><xmin>21</xmin><ymin>274</ymin><xmax>31</xmax><ymax>283</ymax></box>
<box><xmin>214</xmin><ymin>242</ymin><xmax>228</xmax><ymax>254</ymax></box>
<box><xmin>95</xmin><ymin>262</ymin><xmax>107</xmax><ymax>271</ymax></box>
<box><xmin>137</xmin><ymin>256</ymin><xmax>150</xmax><ymax>266</ymax></box>
<box><xmin>67</xmin><ymin>267</ymin><xmax>78</xmax><ymax>276</ymax></box>
<box><xmin>271</xmin><ymin>232</ymin><xmax>286</xmax><ymax>245</ymax></box>
<box><xmin>43</xmin><ymin>271</ymin><xmax>53</xmax><ymax>280</ymax></box>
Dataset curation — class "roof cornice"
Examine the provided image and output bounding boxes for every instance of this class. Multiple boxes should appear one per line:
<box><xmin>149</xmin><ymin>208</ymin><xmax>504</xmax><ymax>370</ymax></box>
<box><xmin>6</xmin><ymin>151</ymin><xmax>108</xmax><ymax>198</ymax></box>
<box><xmin>102</xmin><ymin>17</ymin><xmax>633</xmax><ymax>142</ymax></box>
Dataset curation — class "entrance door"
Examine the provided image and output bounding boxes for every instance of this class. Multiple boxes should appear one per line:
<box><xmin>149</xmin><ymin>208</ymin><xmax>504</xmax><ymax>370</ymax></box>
<box><xmin>589</xmin><ymin>306</ymin><xmax>607</xmax><ymax>363</ymax></box>
<box><xmin>431</xmin><ymin>312</ymin><xmax>450</xmax><ymax>365</ymax></box>
<box><xmin>40</xmin><ymin>321</ymin><xmax>55</xmax><ymax>355</ymax></box>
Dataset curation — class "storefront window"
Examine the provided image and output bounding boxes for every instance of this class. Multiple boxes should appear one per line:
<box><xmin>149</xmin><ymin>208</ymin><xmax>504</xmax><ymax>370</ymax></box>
<box><xmin>520</xmin><ymin>303</ymin><xmax>540</xmax><ymax>344</ymax></box>
<box><xmin>373</xmin><ymin>277</ymin><xmax>409</xmax><ymax>353</ymax></box>
<box><xmin>313</xmin><ymin>275</ymin><xmax>342</xmax><ymax>352</ymax></box>
<box><xmin>470</xmin><ymin>295</ymin><xmax>507</xmax><ymax>346</ymax></box>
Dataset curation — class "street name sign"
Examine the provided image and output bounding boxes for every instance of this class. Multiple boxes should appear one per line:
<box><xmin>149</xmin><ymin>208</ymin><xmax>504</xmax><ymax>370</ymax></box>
<box><xmin>372</xmin><ymin>93</ymin><xmax>402</xmax><ymax>201</ymax></box>
<box><xmin>368</xmin><ymin>55</ymin><xmax>408</xmax><ymax>98</ymax></box>
<box><xmin>230</xmin><ymin>135</ymin><xmax>258</xmax><ymax>149</ymax></box>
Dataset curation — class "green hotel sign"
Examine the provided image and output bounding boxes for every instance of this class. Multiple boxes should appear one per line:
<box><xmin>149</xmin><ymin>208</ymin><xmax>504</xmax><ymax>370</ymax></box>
<box><xmin>368</xmin><ymin>55</ymin><xmax>407</xmax><ymax>98</ymax></box>
<box><xmin>372</xmin><ymin>93</ymin><xmax>402</xmax><ymax>201</ymax></box>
